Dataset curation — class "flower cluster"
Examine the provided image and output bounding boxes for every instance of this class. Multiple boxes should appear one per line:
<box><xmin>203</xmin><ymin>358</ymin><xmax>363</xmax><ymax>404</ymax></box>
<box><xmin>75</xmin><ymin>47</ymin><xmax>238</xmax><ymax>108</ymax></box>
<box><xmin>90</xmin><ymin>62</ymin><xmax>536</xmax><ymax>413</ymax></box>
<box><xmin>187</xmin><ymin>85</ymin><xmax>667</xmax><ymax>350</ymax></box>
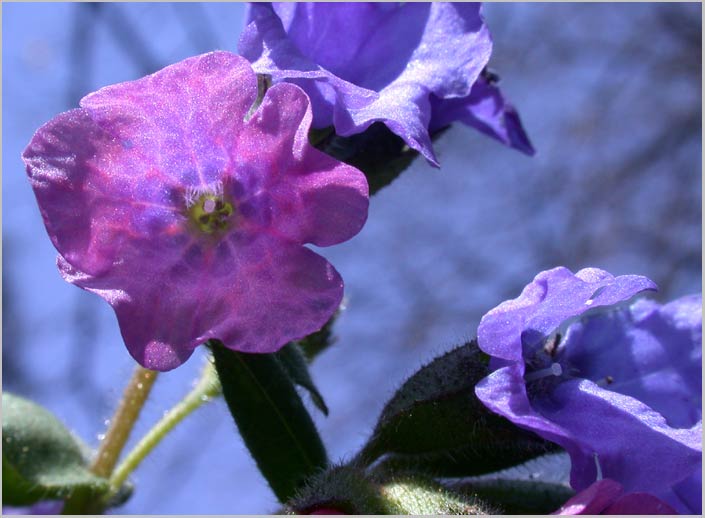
<box><xmin>23</xmin><ymin>51</ymin><xmax>369</xmax><ymax>371</ymax></box>
<box><xmin>475</xmin><ymin>267</ymin><xmax>702</xmax><ymax>513</ymax></box>
<box><xmin>239</xmin><ymin>2</ymin><xmax>534</xmax><ymax>166</ymax></box>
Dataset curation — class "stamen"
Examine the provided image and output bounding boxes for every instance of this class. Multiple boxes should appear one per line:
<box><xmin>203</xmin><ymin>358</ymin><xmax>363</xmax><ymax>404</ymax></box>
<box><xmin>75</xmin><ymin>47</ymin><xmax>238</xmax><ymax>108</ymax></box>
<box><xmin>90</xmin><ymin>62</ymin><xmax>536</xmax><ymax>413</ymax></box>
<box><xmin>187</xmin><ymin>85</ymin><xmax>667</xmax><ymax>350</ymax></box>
<box><xmin>525</xmin><ymin>362</ymin><xmax>563</xmax><ymax>382</ymax></box>
<box><xmin>595</xmin><ymin>375</ymin><xmax>614</xmax><ymax>388</ymax></box>
<box><xmin>184</xmin><ymin>180</ymin><xmax>224</xmax><ymax>208</ymax></box>
<box><xmin>593</xmin><ymin>452</ymin><xmax>603</xmax><ymax>480</ymax></box>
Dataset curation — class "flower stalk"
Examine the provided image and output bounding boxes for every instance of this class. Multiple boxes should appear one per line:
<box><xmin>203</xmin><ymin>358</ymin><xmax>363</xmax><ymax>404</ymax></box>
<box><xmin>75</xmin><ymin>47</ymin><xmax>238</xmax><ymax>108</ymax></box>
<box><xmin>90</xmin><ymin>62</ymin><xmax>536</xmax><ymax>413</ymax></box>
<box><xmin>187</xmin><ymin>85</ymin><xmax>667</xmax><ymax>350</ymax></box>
<box><xmin>105</xmin><ymin>360</ymin><xmax>221</xmax><ymax>501</ymax></box>
<box><xmin>91</xmin><ymin>366</ymin><xmax>159</xmax><ymax>478</ymax></box>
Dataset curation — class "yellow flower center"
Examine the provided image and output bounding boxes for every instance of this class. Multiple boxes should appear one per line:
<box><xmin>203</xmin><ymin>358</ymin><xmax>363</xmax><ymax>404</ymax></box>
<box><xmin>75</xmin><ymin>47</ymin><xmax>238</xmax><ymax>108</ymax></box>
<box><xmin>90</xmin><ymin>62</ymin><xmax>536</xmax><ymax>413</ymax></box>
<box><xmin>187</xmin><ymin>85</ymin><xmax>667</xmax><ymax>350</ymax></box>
<box><xmin>188</xmin><ymin>193</ymin><xmax>234</xmax><ymax>235</ymax></box>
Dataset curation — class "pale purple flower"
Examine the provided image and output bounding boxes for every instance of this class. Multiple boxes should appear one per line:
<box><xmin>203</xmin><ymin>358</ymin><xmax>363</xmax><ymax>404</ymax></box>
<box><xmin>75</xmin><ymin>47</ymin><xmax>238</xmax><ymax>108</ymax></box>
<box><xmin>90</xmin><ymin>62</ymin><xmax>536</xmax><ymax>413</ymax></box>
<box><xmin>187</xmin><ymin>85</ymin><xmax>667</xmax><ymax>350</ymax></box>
<box><xmin>553</xmin><ymin>479</ymin><xmax>677</xmax><ymax>515</ymax></box>
<box><xmin>239</xmin><ymin>2</ymin><xmax>534</xmax><ymax>166</ymax></box>
<box><xmin>474</xmin><ymin>267</ymin><xmax>702</xmax><ymax>513</ymax></box>
<box><xmin>23</xmin><ymin>51</ymin><xmax>369</xmax><ymax>371</ymax></box>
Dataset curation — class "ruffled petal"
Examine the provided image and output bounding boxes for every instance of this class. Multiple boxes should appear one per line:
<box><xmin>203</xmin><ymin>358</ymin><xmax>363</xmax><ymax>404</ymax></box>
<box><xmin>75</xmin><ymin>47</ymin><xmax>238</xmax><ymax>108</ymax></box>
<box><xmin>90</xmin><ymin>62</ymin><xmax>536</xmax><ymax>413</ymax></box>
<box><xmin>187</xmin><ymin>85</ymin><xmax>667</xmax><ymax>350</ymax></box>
<box><xmin>239</xmin><ymin>3</ymin><xmax>378</xmax><ymax>128</ymax></box>
<box><xmin>478</xmin><ymin>267</ymin><xmax>657</xmax><ymax>362</ymax></box>
<box><xmin>59</xmin><ymin>232</ymin><xmax>344</xmax><ymax>371</ymax></box>
<box><xmin>237</xmin><ymin>82</ymin><xmax>369</xmax><ymax>247</ymax></box>
<box><xmin>475</xmin><ymin>364</ymin><xmax>597</xmax><ymax>483</ymax></box>
<box><xmin>240</xmin><ymin>2</ymin><xmax>493</xmax><ymax>165</ymax></box>
<box><xmin>562</xmin><ymin>294</ymin><xmax>702</xmax><ymax>429</ymax></box>
<box><xmin>429</xmin><ymin>78</ymin><xmax>535</xmax><ymax>155</ymax></box>
<box><xmin>23</xmin><ymin>108</ymin><xmax>187</xmax><ymax>277</ymax></box>
<box><xmin>536</xmin><ymin>378</ymin><xmax>701</xmax><ymax>494</ymax></box>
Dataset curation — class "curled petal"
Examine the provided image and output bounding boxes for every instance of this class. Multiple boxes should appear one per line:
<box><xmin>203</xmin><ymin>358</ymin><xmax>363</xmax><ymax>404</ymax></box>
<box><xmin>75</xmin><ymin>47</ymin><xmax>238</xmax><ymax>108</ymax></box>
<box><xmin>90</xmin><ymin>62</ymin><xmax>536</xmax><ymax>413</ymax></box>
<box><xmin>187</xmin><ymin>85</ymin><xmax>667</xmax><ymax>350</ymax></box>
<box><xmin>478</xmin><ymin>267</ymin><xmax>657</xmax><ymax>362</ymax></box>
<box><xmin>429</xmin><ymin>78</ymin><xmax>535</xmax><ymax>155</ymax></box>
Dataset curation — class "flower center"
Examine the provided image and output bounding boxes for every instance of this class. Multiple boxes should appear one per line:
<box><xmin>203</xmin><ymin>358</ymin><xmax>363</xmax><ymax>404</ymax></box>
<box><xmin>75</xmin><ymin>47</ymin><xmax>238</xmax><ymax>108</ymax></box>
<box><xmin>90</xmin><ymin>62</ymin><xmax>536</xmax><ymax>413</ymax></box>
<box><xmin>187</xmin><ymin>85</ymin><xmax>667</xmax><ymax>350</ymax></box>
<box><xmin>524</xmin><ymin>362</ymin><xmax>563</xmax><ymax>382</ymax></box>
<box><xmin>187</xmin><ymin>193</ymin><xmax>234</xmax><ymax>235</ymax></box>
<box><xmin>523</xmin><ymin>333</ymin><xmax>571</xmax><ymax>395</ymax></box>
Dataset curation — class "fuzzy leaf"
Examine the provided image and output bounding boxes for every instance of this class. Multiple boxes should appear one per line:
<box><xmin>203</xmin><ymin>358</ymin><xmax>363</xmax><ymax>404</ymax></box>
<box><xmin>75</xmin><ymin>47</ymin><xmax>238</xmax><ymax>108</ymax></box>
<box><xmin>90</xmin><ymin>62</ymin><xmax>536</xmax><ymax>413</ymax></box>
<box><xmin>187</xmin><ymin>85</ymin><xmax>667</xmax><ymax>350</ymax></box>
<box><xmin>358</xmin><ymin>341</ymin><xmax>559</xmax><ymax>477</ymax></box>
<box><xmin>381</xmin><ymin>476</ymin><xmax>495</xmax><ymax>515</ymax></box>
<box><xmin>210</xmin><ymin>341</ymin><xmax>328</xmax><ymax>503</ymax></box>
<box><xmin>276</xmin><ymin>343</ymin><xmax>329</xmax><ymax>415</ymax></box>
<box><xmin>455</xmin><ymin>479</ymin><xmax>575</xmax><ymax>514</ymax></box>
<box><xmin>2</xmin><ymin>393</ymin><xmax>109</xmax><ymax>506</ymax></box>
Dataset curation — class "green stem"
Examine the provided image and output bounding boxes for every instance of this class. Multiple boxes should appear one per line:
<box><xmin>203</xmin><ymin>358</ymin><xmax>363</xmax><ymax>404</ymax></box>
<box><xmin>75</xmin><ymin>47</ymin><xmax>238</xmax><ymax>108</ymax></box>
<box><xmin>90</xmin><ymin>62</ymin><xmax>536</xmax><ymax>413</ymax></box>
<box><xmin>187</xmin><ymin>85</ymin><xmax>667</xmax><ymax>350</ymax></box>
<box><xmin>104</xmin><ymin>360</ymin><xmax>221</xmax><ymax>501</ymax></box>
<box><xmin>62</xmin><ymin>366</ymin><xmax>158</xmax><ymax>514</ymax></box>
<box><xmin>92</xmin><ymin>366</ymin><xmax>159</xmax><ymax>478</ymax></box>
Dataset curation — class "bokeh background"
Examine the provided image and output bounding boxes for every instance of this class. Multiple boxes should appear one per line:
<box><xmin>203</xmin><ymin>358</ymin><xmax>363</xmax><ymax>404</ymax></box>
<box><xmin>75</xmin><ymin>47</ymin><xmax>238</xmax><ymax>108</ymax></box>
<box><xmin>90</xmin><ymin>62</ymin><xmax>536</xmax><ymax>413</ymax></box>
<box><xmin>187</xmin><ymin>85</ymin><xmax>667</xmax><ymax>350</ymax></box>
<box><xmin>3</xmin><ymin>2</ymin><xmax>701</xmax><ymax>514</ymax></box>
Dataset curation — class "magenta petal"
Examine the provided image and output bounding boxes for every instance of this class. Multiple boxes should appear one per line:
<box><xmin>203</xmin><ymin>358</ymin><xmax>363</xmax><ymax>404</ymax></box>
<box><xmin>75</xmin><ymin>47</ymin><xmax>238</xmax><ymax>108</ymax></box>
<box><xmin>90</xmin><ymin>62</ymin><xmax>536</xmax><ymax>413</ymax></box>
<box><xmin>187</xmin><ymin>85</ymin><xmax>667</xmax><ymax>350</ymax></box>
<box><xmin>59</xmin><ymin>233</ymin><xmax>344</xmax><ymax>371</ymax></box>
<box><xmin>24</xmin><ymin>109</ymin><xmax>124</xmax><ymax>276</ymax></box>
<box><xmin>238</xmin><ymin>82</ymin><xmax>369</xmax><ymax>246</ymax></box>
<box><xmin>553</xmin><ymin>479</ymin><xmax>623</xmax><ymax>515</ymax></box>
<box><xmin>603</xmin><ymin>493</ymin><xmax>678</xmax><ymax>515</ymax></box>
<box><xmin>81</xmin><ymin>52</ymin><xmax>258</xmax><ymax>173</ymax></box>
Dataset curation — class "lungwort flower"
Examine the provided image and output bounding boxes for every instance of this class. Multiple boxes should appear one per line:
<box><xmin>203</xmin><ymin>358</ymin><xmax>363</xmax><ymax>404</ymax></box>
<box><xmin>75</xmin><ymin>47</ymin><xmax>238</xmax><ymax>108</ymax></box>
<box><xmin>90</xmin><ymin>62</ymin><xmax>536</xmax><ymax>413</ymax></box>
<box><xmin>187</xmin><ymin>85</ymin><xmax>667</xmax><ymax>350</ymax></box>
<box><xmin>474</xmin><ymin>267</ymin><xmax>702</xmax><ymax>513</ymax></box>
<box><xmin>239</xmin><ymin>2</ymin><xmax>534</xmax><ymax>166</ymax></box>
<box><xmin>23</xmin><ymin>51</ymin><xmax>369</xmax><ymax>371</ymax></box>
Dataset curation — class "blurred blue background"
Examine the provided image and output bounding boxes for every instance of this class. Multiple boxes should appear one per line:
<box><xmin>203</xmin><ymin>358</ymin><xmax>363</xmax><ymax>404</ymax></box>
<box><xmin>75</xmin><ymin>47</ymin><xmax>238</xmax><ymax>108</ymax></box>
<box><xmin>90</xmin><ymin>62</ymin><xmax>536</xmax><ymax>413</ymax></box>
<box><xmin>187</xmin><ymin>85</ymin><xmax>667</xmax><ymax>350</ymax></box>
<box><xmin>2</xmin><ymin>2</ymin><xmax>701</xmax><ymax>514</ymax></box>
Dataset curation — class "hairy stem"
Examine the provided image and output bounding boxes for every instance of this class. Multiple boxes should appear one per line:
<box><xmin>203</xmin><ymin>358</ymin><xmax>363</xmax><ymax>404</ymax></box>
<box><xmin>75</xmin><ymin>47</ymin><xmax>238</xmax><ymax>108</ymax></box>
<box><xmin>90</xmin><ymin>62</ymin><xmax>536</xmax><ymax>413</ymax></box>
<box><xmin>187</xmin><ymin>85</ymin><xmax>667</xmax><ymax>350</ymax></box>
<box><xmin>91</xmin><ymin>366</ymin><xmax>159</xmax><ymax>478</ymax></box>
<box><xmin>105</xmin><ymin>360</ymin><xmax>221</xmax><ymax>501</ymax></box>
<box><xmin>62</xmin><ymin>366</ymin><xmax>158</xmax><ymax>514</ymax></box>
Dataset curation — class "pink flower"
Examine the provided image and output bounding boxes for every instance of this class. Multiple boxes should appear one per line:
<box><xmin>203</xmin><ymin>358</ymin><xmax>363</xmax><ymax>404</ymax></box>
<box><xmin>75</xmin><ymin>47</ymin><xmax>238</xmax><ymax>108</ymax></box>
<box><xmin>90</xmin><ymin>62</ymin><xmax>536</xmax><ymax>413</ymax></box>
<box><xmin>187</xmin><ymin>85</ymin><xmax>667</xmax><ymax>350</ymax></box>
<box><xmin>554</xmin><ymin>480</ymin><xmax>677</xmax><ymax>515</ymax></box>
<box><xmin>23</xmin><ymin>51</ymin><xmax>369</xmax><ymax>371</ymax></box>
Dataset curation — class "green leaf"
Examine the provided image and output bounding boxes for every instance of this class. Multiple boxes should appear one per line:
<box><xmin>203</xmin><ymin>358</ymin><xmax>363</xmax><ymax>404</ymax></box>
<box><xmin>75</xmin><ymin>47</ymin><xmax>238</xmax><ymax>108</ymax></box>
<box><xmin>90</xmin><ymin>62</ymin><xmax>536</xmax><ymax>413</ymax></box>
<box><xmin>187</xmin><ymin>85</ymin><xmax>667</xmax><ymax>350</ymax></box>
<box><xmin>210</xmin><ymin>341</ymin><xmax>328</xmax><ymax>503</ymax></box>
<box><xmin>454</xmin><ymin>479</ymin><xmax>575</xmax><ymax>514</ymax></box>
<box><xmin>285</xmin><ymin>465</ymin><xmax>389</xmax><ymax>515</ymax></box>
<box><xmin>2</xmin><ymin>393</ymin><xmax>109</xmax><ymax>506</ymax></box>
<box><xmin>275</xmin><ymin>343</ymin><xmax>329</xmax><ymax>416</ymax></box>
<box><xmin>357</xmin><ymin>341</ymin><xmax>559</xmax><ymax>477</ymax></box>
<box><xmin>296</xmin><ymin>310</ymin><xmax>339</xmax><ymax>362</ymax></box>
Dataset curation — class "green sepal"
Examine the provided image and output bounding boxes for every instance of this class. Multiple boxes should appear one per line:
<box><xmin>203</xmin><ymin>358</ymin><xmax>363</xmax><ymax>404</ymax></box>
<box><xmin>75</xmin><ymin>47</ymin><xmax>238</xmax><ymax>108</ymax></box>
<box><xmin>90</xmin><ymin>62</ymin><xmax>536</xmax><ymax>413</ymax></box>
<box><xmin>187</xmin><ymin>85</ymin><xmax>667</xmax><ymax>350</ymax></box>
<box><xmin>357</xmin><ymin>341</ymin><xmax>558</xmax><ymax>477</ymax></box>
<box><xmin>454</xmin><ymin>478</ymin><xmax>575</xmax><ymax>514</ymax></box>
<box><xmin>2</xmin><ymin>393</ymin><xmax>110</xmax><ymax>506</ymax></box>
<box><xmin>380</xmin><ymin>476</ymin><xmax>496</xmax><ymax>515</ymax></box>
<box><xmin>296</xmin><ymin>310</ymin><xmax>339</xmax><ymax>362</ymax></box>
<box><xmin>210</xmin><ymin>341</ymin><xmax>328</xmax><ymax>503</ymax></box>
<box><xmin>275</xmin><ymin>343</ymin><xmax>329</xmax><ymax>416</ymax></box>
<box><xmin>314</xmin><ymin>122</ymin><xmax>421</xmax><ymax>195</ymax></box>
<box><xmin>285</xmin><ymin>465</ymin><xmax>390</xmax><ymax>515</ymax></box>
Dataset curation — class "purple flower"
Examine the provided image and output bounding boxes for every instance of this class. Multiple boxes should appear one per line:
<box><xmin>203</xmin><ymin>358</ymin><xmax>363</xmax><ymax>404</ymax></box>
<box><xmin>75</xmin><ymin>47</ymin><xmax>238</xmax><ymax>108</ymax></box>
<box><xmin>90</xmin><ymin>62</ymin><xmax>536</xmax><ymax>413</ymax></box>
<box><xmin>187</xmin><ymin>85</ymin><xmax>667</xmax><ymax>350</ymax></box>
<box><xmin>23</xmin><ymin>51</ymin><xmax>369</xmax><ymax>371</ymax></box>
<box><xmin>239</xmin><ymin>2</ymin><xmax>534</xmax><ymax>167</ymax></box>
<box><xmin>474</xmin><ymin>267</ymin><xmax>702</xmax><ymax>513</ymax></box>
<box><xmin>553</xmin><ymin>479</ymin><xmax>677</xmax><ymax>515</ymax></box>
